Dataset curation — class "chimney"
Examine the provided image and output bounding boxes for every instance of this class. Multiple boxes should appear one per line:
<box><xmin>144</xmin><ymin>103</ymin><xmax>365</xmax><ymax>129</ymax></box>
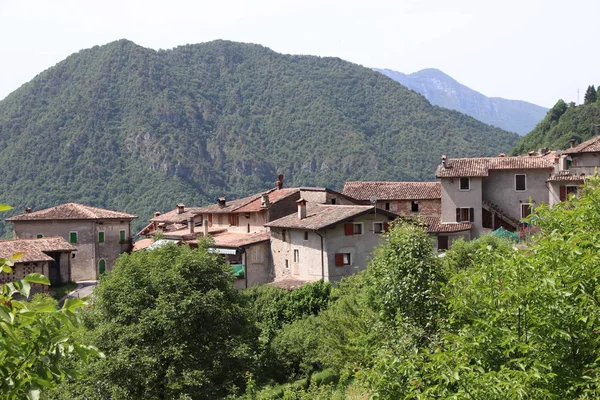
<box><xmin>25</xmin><ymin>207</ymin><xmax>32</xmax><ymax>213</ymax></box>
<box><xmin>153</xmin><ymin>211</ymin><xmax>161</xmax><ymax>218</ymax></box>
<box><xmin>297</xmin><ymin>199</ymin><xmax>307</xmax><ymax>220</ymax></box>
<box><xmin>441</xmin><ymin>155</ymin><xmax>447</xmax><ymax>169</ymax></box>
<box><xmin>276</xmin><ymin>174</ymin><xmax>284</xmax><ymax>190</ymax></box>
<box><xmin>188</xmin><ymin>217</ymin><xmax>194</xmax><ymax>234</ymax></box>
<box><xmin>177</xmin><ymin>204</ymin><xmax>185</xmax><ymax>214</ymax></box>
<box><xmin>217</xmin><ymin>197</ymin><xmax>226</xmax><ymax>208</ymax></box>
<box><xmin>570</xmin><ymin>138</ymin><xmax>576</xmax><ymax>148</ymax></box>
<box><xmin>261</xmin><ymin>194</ymin><xmax>270</xmax><ymax>208</ymax></box>
<box><xmin>203</xmin><ymin>219</ymin><xmax>209</xmax><ymax>236</ymax></box>
<box><xmin>528</xmin><ymin>151</ymin><xmax>534</xmax><ymax>157</ymax></box>
<box><xmin>498</xmin><ymin>153</ymin><xmax>505</xmax><ymax>157</ymax></box>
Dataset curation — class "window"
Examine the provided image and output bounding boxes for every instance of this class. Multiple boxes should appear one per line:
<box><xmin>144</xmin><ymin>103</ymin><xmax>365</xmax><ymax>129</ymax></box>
<box><xmin>459</xmin><ymin>177</ymin><xmax>470</xmax><ymax>191</ymax></box>
<box><xmin>304</xmin><ymin>231</ymin><xmax>309</xmax><ymax>241</ymax></box>
<box><xmin>344</xmin><ymin>223</ymin><xmax>363</xmax><ymax>235</ymax></box>
<box><xmin>119</xmin><ymin>230</ymin><xmax>126</xmax><ymax>242</ymax></box>
<box><xmin>207</xmin><ymin>214</ymin><xmax>213</xmax><ymax>226</ymax></box>
<box><xmin>69</xmin><ymin>231</ymin><xmax>78</xmax><ymax>244</ymax></box>
<box><xmin>228</xmin><ymin>213</ymin><xmax>239</xmax><ymax>226</ymax></box>
<box><xmin>331</xmin><ymin>198</ymin><xmax>337</xmax><ymax>205</ymax></box>
<box><xmin>335</xmin><ymin>253</ymin><xmax>351</xmax><ymax>266</ymax></box>
<box><xmin>36</xmin><ymin>234</ymin><xmax>43</xmax><ymax>239</ymax></box>
<box><xmin>411</xmin><ymin>201</ymin><xmax>419</xmax><ymax>212</ymax></box>
<box><xmin>98</xmin><ymin>231</ymin><xmax>105</xmax><ymax>243</ymax></box>
<box><xmin>385</xmin><ymin>202</ymin><xmax>391</xmax><ymax>211</ymax></box>
<box><xmin>438</xmin><ymin>236</ymin><xmax>449</xmax><ymax>251</ymax></box>
<box><xmin>521</xmin><ymin>203</ymin><xmax>533</xmax><ymax>219</ymax></box>
<box><xmin>293</xmin><ymin>249</ymin><xmax>299</xmax><ymax>263</ymax></box>
<box><xmin>282</xmin><ymin>229</ymin><xmax>287</xmax><ymax>242</ymax></box>
<box><xmin>374</xmin><ymin>222</ymin><xmax>384</xmax><ymax>234</ymax></box>
<box><xmin>285</xmin><ymin>259</ymin><xmax>289</xmax><ymax>269</ymax></box>
<box><xmin>515</xmin><ymin>174</ymin><xmax>526</xmax><ymax>191</ymax></box>
<box><xmin>566</xmin><ymin>186</ymin><xmax>579</xmax><ymax>197</ymax></box>
<box><xmin>98</xmin><ymin>259</ymin><xmax>106</xmax><ymax>275</ymax></box>
<box><xmin>455</xmin><ymin>207</ymin><xmax>474</xmax><ymax>223</ymax></box>
<box><xmin>353</xmin><ymin>223</ymin><xmax>363</xmax><ymax>235</ymax></box>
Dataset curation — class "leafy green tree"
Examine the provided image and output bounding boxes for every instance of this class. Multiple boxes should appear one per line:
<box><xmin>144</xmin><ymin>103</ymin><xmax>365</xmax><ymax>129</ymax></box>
<box><xmin>51</xmin><ymin>242</ymin><xmax>257</xmax><ymax>400</ymax></box>
<box><xmin>584</xmin><ymin>85</ymin><xmax>597</xmax><ymax>104</ymax></box>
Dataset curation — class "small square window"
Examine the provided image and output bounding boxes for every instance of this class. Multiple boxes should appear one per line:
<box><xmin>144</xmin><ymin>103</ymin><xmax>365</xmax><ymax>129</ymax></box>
<box><xmin>98</xmin><ymin>231</ymin><xmax>105</xmax><ymax>243</ymax></box>
<box><xmin>373</xmin><ymin>222</ymin><xmax>384</xmax><ymax>234</ymax></box>
<box><xmin>411</xmin><ymin>201</ymin><xmax>419</xmax><ymax>212</ymax></box>
<box><xmin>385</xmin><ymin>202</ymin><xmax>391</xmax><ymax>211</ymax></box>
<box><xmin>521</xmin><ymin>203</ymin><xmax>533</xmax><ymax>219</ymax></box>
<box><xmin>353</xmin><ymin>223</ymin><xmax>363</xmax><ymax>235</ymax></box>
<box><xmin>36</xmin><ymin>234</ymin><xmax>43</xmax><ymax>239</ymax></box>
<box><xmin>69</xmin><ymin>232</ymin><xmax>78</xmax><ymax>244</ymax></box>
<box><xmin>335</xmin><ymin>253</ymin><xmax>352</xmax><ymax>266</ymax></box>
<box><xmin>331</xmin><ymin>198</ymin><xmax>337</xmax><ymax>205</ymax></box>
<box><xmin>515</xmin><ymin>174</ymin><xmax>526</xmax><ymax>191</ymax></box>
<box><xmin>459</xmin><ymin>177</ymin><xmax>470</xmax><ymax>191</ymax></box>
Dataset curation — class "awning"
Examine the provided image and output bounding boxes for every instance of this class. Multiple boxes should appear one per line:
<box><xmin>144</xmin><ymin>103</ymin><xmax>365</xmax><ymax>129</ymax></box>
<box><xmin>231</xmin><ymin>264</ymin><xmax>245</xmax><ymax>278</ymax></box>
<box><xmin>208</xmin><ymin>248</ymin><xmax>237</xmax><ymax>255</ymax></box>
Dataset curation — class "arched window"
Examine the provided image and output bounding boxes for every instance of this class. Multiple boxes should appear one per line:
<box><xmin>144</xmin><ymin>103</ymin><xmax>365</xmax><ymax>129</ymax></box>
<box><xmin>98</xmin><ymin>259</ymin><xmax>106</xmax><ymax>276</ymax></box>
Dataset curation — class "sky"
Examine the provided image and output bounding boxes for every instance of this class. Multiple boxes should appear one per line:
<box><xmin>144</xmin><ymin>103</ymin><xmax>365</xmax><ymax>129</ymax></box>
<box><xmin>0</xmin><ymin>0</ymin><xmax>598</xmax><ymax>108</ymax></box>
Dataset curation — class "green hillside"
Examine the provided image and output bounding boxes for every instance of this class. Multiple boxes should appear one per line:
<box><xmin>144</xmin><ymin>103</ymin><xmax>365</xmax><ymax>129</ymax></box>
<box><xmin>0</xmin><ymin>39</ymin><xmax>519</xmax><ymax>235</ymax></box>
<box><xmin>511</xmin><ymin>96</ymin><xmax>600</xmax><ymax>155</ymax></box>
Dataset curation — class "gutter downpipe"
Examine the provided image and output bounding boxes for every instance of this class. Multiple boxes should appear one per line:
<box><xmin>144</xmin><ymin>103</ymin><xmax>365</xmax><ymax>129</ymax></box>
<box><xmin>315</xmin><ymin>230</ymin><xmax>325</xmax><ymax>281</ymax></box>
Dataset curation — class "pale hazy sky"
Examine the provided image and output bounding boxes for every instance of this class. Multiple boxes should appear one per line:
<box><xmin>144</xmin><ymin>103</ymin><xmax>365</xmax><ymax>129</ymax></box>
<box><xmin>0</xmin><ymin>0</ymin><xmax>597</xmax><ymax>107</ymax></box>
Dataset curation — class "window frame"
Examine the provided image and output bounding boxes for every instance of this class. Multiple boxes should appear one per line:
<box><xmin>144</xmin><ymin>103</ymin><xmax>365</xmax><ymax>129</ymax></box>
<box><xmin>119</xmin><ymin>230</ymin><xmax>126</xmax><ymax>242</ymax></box>
<box><xmin>385</xmin><ymin>202</ymin><xmax>391</xmax><ymax>211</ymax></box>
<box><xmin>459</xmin><ymin>177</ymin><xmax>471</xmax><ymax>191</ymax></box>
<box><xmin>456</xmin><ymin>207</ymin><xmax>473</xmax><ymax>223</ymax></box>
<box><xmin>353</xmin><ymin>223</ymin><xmax>363</xmax><ymax>235</ymax></box>
<box><xmin>566</xmin><ymin>185</ymin><xmax>579</xmax><ymax>197</ymax></box>
<box><xmin>98</xmin><ymin>231</ymin><xmax>105</xmax><ymax>243</ymax></box>
<box><xmin>69</xmin><ymin>231</ymin><xmax>78</xmax><ymax>244</ymax></box>
<box><xmin>515</xmin><ymin>174</ymin><xmax>527</xmax><ymax>192</ymax></box>
<box><xmin>411</xmin><ymin>200</ymin><xmax>419</xmax><ymax>212</ymax></box>
<box><xmin>521</xmin><ymin>203</ymin><xmax>533</xmax><ymax>219</ymax></box>
<box><xmin>293</xmin><ymin>249</ymin><xmax>299</xmax><ymax>263</ymax></box>
<box><xmin>335</xmin><ymin>253</ymin><xmax>352</xmax><ymax>267</ymax></box>
<box><xmin>373</xmin><ymin>222</ymin><xmax>384</xmax><ymax>234</ymax></box>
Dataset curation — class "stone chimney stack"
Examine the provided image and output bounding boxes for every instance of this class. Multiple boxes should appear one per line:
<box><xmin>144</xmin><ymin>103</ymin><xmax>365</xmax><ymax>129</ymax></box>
<box><xmin>188</xmin><ymin>217</ymin><xmax>194</xmax><ymax>234</ymax></box>
<box><xmin>441</xmin><ymin>155</ymin><xmax>447</xmax><ymax>169</ymax></box>
<box><xmin>276</xmin><ymin>174</ymin><xmax>284</xmax><ymax>190</ymax></box>
<box><xmin>261</xmin><ymin>194</ymin><xmax>270</xmax><ymax>208</ymax></box>
<box><xmin>153</xmin><ymin>211</ymin><xmax>161</xmax><ymax>218</ymax></box>
<box><xmin>177</xmin><ymin>204</ymin><xmax>185</xmax><ymax>214</ymax></box>
<box><xmin>218</xmin><ymin>197</ymin><xmax>226</xmax><ymax>208</ymax></box>
<box><xmin>25</xmin><ymin>207</ymin><xmax>32</xmax><ymax>213</ymax></box>
<box><xmin>570</xmin><ymin>138</ymin><xmax>576</xmax><ymax>148</ymax></box>
<box><xmin>297</xmin><ymin>199</ymin><xmax>307</xmax><ymax>220</ymax></box>
<box><xmin>203</xmin><ymin>219</ymin><xmax>209</xmax><ymax>236</ymax></box>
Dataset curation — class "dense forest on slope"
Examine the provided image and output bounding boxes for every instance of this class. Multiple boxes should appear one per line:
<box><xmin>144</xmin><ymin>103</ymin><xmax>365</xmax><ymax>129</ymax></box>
<box><xmin>375</xmin><ymin>68</ymin><xmax>548</xmax><ymax>135</ymax></box>
<box><xmin>0</xmin><ymin>39</ymin><xmax>518</xmax><ymax>235</ymax></box>
<box><xmin>511</xmin><ymin>91</ymin><xmax>600</xmax><ymax>155</ymax></box>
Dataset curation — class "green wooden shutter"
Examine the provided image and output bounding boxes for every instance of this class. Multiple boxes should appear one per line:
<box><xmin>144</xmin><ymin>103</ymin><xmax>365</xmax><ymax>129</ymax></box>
<box><xmin>98</xmin><ymin>231</ymin><xmax>105</xmax><ymax>243</ymax></box>
<box><xmin>120</xmin><ymin>230</ymin><xmax>126</xmax><ymax>242</ymax></box>
<box><xmin>69</xmin><ymin>232</ymin><xmax>77</xmax><ymax>244</ymax></box>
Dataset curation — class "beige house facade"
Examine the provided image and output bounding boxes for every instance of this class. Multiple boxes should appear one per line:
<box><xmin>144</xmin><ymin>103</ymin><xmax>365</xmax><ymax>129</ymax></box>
<box><xmin>265</xmin><ymin>201</ymin><xmax>397</xmax><ymax>284</ymax></box>
<box><xmin>7</xmin><ymin>203</ymin><xmax>137</xmax><ymax>281</ymax></box>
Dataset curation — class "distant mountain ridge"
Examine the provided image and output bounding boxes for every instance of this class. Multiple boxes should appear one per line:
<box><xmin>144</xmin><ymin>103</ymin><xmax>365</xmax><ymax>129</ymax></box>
<box><xmin>374</xmin><ymin>68</ymin><xmax>548</xmax><ymax>135</ymax></box>
<box><xmin>0</xmin><ymin>40</ymin><xmax>519</xmax><ymax>236</ymax></box>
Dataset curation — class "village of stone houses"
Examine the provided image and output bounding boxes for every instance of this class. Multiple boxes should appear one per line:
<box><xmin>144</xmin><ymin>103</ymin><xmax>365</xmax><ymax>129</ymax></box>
<box><xmin>1</xmin><ymin>136</ymin><xmax>596</xmax><ymax>293</ymax></box>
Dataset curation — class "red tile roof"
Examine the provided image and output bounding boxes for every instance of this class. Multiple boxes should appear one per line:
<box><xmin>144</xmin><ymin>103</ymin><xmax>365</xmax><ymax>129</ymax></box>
<box><xmin>563</xmin><ymin>136</ymin><xmax>600</xmax><ymax>154</ymax></box>
<box><xmin>234</xmin><ymin>188</ymin><xmax>299</xmax><ymax>213</ymax></box>
<box><xmin>343</xmin><ymin>181</ymin><xmax>441</xmax><ymax>200</ymax></box>
<box><xmin>420</xmin><ymin>217</ymin><xmax>472</xmax><ymax>233</ymax></box>
<box><xmin>150</xmin><ymin>208</ymin><xmax>204</xmax><ymax>223</ymax></box>
<box><xmin>7</xmin><ymin>203</ymin><xmax>137</xmax><ymax>221</ymax></box>
<box><xmin>436</xmin><ymin>156</ymin><xmax>553</xmax><ymax>178</ymax></box>
<box><xmin>547</xmin><ymin>171</ymin><xmax>587</xmax><ymax>182</ymax></box>
<box><xmin>210</xmin><ymin>231</ymin><xmax>271</xmax><ymax>248</ymax></box>
<box><xmin>0</xmin><ymin>237</ymin><xmax>75</xmax><ymax>262</ymax></box>
<box><xmin>265</xmin><ymin>204</ymin><xmax>397</xmax><ymax>230</ymax></box>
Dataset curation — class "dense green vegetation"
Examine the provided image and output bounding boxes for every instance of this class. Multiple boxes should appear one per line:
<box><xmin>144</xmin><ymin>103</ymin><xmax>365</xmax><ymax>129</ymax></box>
<box><xmin>37</xmin><ymin>177</ymin><xmax>600</xmax><ymax>398</ymax></box>
<box><xmin>511</xmin><ymin>88</ymin><xmax>600</xmax><ymax>155</ymax></box>
<box><xmin>0</xmin><ymin>39</ymin><xmax>518</xmax><ymax>236</ymax></box>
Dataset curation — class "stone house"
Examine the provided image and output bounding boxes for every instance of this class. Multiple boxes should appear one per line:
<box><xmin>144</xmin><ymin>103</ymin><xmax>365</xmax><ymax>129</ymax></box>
<box><xmin>265</xmin><ymin>200</ymin><xmax>397</xmax><ymax>284</ymax></box>
<box><xmin>435</xmin><ymin>155</ymin><xmax>554</xmax><ymax>239</ymax></box>
<box><xmin>343</xmin><ymin>181</ymin><xmax>441</xmax><ymax>216</ymax></box>
<box><xmin>0</xmin><ymin>237</ymin><xmax>74</xmax><ymax>291</ymax></box>
<box><xmin>6</xmin><ymin>203</ymin><xmax>137</xmax><ymax>281</ymax></box>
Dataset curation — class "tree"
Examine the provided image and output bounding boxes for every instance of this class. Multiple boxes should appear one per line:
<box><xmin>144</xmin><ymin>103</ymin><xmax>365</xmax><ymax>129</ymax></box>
<box><xmin>51</xmin><ymin>242</ymin><xmax>257</xmax><ymax>400</ymax></box>
<box><xmin>584</xmin><ymin>85</ymin><xmax>597</xmax><ymax>104</ymax></box>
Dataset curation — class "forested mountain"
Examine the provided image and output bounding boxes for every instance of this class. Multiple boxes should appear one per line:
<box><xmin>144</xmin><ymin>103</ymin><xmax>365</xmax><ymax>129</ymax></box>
<box><xmin>375</xmin><ymin>68</ymin><xmax>548</xmax><ymax>135</ymax></box>
<box><xmin>511</xmin><ymin>94</ymin><xmax>600</xmax><ymax>155</ymax></box>
<box><xmin>0</xmin><ymin>40</ymin><xmax>519</xmax><ymax>235</ymax></box>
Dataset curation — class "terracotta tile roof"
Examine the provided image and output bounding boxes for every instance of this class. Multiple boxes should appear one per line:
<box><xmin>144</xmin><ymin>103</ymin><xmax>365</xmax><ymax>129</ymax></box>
<box><xmin>162</xmin><ymin>226</ymin><xmax>227</xmax><ymax>240</ymax></box>
<box><xmin>6</xmin><ymin>203</ymin><xmax>137</xmax><ymax>221</ymax></box>
<box><xmin>0</xmin><ymin>237</ymin><xmax>75</xmax><ymax>262</ymax></box>
<box><xmin>132</xmin><ymin>238</ymin><xmax>154</xmax><ymax>252</ymax></box>
<box><xmin>563</xmin><ymin>136</ymin><xmax>600</xmax><ymax>154</ymax></box>
<box><xmin>343</xmin><ymin>181</ymin><xmax>441</xmax><ymax>200</ymax></box>
<box><xmin>234</xmin><ymin>188</ymin><xmax>299</xmax><ymax>213</ymax></box>
<box><xmin>420</xmin><ymin>217</ymin><xmax>472</xmax><ymax>233</ymax></box>
<box><xmin>547</xmin><ymin>171</ymin><xmax>587</xmax><ymax>182</ymax></box>
<box><xmin>193</xmin><ymin>193</ymin><xmax>266</xmax><ymax>214</ymax></box>
<box><xmin>265</xmin><ymin>204</ymin><xmax>397</xmax><ymax>231</ymax></box>
<box><xmin>150</xmin><ymin>208</ymin><xmax>203</xmax><ymax>223</ymax></box>
<box><xmin>210</xmin><ymin>231</ymin><xmax>271</xmax><ymax>248</ymax></box>
<box><xmin>436</xmin><ymin>156</ymin><xmax>554</xmax><ymax>178</ymax></box>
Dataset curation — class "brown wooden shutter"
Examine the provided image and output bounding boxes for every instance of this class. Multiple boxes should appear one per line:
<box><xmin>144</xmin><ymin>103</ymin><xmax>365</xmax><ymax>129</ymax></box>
<box><xmin>559</xmin><ymin>185</ymin><xmax>567</xmax><ymax>201</ymax></box>
<box><xmin>456</xmin><ymin>208</ymin><xmax>460</xmax><ymax>222</ymax></box>
<box><xmin>335</xmin><ymin>253</ymin><xmax>344</xmax><ymax>266</ymax></box>
<box><xmin>344</xmin><ymin>223</ymin><xmax>354</xmax><ymax>236</ymax></box>
<box><xmin>383</xmin><ymin>222</ymin><xmax>390</xmax><ymax>232</ymax></box>
<box><xmin>208</xmin><ymin>214</ymin><xmax>213</xmax><ymax>226</ymax></box>
<box><xmin>469</xmin><ymin>208</ymin><xmax>474</xmax><ymax>222</ymax></box>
